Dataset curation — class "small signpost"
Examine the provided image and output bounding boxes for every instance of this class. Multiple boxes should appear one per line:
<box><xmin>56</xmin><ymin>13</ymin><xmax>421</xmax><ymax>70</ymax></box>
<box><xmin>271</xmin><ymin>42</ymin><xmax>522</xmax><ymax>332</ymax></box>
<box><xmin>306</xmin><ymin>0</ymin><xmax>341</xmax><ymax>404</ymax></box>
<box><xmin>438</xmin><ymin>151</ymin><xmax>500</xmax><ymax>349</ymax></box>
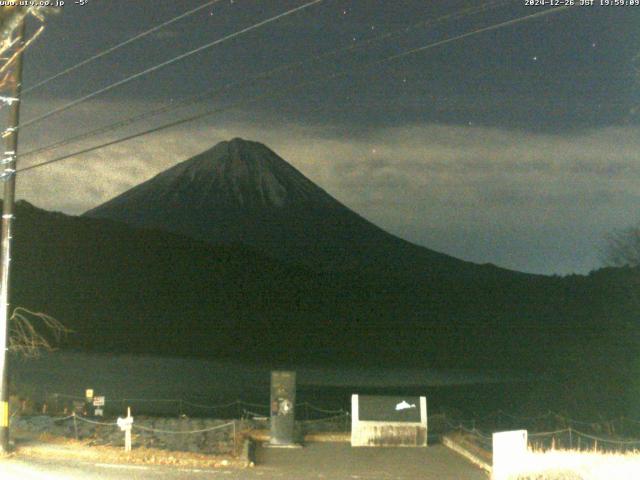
<box><xmin>92</xmin><ymin>395</ymin><xmax>105</xmax><ymax>417</ymax></box>
<box><xmin>117</xmin><ymin>407</ymin><xmax>134</xmax><ymax>453</ymax></box>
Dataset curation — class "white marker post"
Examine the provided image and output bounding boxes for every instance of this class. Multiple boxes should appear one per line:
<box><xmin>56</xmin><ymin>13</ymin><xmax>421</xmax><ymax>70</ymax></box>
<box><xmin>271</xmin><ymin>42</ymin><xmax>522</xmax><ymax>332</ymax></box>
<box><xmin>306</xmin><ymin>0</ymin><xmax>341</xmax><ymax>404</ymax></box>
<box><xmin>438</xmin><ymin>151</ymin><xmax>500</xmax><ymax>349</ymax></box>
<box><xmin>117</xmin><ymin>407</ymin><xmax>133</xmax><ymax>453</ymax></box>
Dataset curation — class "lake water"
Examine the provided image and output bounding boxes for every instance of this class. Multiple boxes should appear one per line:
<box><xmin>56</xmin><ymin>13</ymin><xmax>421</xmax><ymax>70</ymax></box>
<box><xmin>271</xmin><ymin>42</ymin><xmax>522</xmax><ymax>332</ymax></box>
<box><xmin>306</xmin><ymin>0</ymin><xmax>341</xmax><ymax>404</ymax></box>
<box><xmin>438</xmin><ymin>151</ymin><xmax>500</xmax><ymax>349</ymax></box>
<box><xmin>10</xmin><ymin>351</ymin><xmax>539</xmax><ymax>418</ymax></box>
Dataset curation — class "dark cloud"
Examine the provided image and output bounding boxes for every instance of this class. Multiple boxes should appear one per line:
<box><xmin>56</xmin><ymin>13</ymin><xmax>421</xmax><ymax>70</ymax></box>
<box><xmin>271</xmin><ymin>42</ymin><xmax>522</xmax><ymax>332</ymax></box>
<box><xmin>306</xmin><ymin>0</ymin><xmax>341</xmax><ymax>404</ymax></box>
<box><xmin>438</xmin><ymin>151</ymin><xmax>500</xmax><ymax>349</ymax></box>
<box><xmin>8</xmin><ymin>1</ymin><xmax>640</xmax><ymax>275</ymax></box>
<box><xmin>14</xmin><ymin>107</ymin><xmax>640</xmax><ymax>275</ymax></box>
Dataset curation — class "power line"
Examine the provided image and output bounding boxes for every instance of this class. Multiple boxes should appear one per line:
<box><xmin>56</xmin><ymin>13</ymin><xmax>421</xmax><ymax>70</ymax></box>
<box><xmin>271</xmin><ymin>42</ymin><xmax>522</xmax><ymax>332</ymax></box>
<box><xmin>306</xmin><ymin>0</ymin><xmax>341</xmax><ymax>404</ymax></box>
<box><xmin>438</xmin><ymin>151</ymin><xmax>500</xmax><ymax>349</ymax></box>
<box><xmin>22</xmin><ymin>0</ymin><xmax>224</xmax><ymax>95</ymax></box>
<box><xmin>384</xmin><ymin>5</ymin><xmax>573</xmax><ymax>63</ymax></box>
<box><xmin>18</xmin><ymin>5</ymin><xmax>571</xmax><ymax>173</ymax></box>
<box><xmin>19</xmin><ymin>0</ymin><xmax>512</xmax><ymax>160</ymax></box>
<box><xmin>13</xmin><ymin>0</ymin><xmax>325</xmax><ymax>132</ymax></box>
<box><xmin>17</xmin><ymin>6</ymin><xmax>572</xmax><ymax>175</ymax></box>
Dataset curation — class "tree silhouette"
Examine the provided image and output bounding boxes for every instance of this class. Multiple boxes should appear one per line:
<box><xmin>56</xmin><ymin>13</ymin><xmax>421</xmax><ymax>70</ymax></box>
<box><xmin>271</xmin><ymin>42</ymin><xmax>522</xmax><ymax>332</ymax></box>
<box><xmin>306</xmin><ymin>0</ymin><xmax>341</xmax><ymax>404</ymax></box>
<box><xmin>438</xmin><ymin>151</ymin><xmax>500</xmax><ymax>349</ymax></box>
<box><xmin>9</xmin><ymin>307</ymin><xmax>70</xmax><ymax>358</ymax></box>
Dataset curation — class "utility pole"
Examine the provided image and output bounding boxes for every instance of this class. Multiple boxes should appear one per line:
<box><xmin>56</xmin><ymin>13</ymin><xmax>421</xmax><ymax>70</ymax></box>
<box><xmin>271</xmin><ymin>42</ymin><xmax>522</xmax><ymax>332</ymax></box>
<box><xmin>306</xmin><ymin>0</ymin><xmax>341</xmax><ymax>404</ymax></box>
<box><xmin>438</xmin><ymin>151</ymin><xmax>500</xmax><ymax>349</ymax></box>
<box><xmin>0</xmin><ymin>18</ymin><xmax>25</xmax><ymax>453</ymax></box>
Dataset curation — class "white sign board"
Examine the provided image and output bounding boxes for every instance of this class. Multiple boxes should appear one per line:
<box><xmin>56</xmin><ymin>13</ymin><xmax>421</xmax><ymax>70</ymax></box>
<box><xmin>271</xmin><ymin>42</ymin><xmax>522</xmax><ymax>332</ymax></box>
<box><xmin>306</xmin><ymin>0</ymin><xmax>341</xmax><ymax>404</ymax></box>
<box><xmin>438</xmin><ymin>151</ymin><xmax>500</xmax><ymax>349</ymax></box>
<box><xmin>492</xmin><ymin>430</ymin><xmax>528</xmax><ymax>480</ymax></box>
<box><xmin>117</xmin><ymin>416</ymin><xmax>133</xmax><ymax>431</ymax></box>
<box><xmin>351</xmin><ymin>394</ymin><xmax>427</xmax><ymax>447</ymax></box>
<box><xmin>94</xmin><ymin>408</ymin><xmax>104</xmax><ymax>417</ymax></box>
<box><xmin>92</xmin><ymin>396</ymin><xmax>105</xmax><ymax>407</ymax></box>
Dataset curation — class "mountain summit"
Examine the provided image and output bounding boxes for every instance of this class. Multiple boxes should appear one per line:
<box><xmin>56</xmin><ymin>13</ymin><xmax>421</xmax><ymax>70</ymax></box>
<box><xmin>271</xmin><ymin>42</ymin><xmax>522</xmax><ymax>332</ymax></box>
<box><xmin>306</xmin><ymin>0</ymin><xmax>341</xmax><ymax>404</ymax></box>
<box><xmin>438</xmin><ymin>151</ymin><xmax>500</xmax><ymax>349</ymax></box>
<box><xmin>88</xmin><ymin>138</ymin><xmax>333</xmax><ymax>210</ymax></box>
<box><xmin>85</xmin><ymin>138</ymin><xmax>479</xmax><ymax>274</ymax></box>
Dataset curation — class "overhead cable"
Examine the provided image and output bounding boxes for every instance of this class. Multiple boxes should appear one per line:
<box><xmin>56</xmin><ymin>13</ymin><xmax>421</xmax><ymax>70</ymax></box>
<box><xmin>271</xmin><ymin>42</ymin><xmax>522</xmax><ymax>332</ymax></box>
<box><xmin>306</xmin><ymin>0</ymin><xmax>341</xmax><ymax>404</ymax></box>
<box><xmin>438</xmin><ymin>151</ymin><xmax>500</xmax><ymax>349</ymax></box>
<box><xmin>17</xmin><ymin>6</ymin><xmax>572</xmax><ymax>174</ymax></box>
<box><xmin>14</xmin><ymin>0</ymin><xmax>325</xmax><ymax>133</ymax></box>
<box><xmin>22</xmin><ymin>0</ymin><xmax>225</xmax><ymax>95</ymax></box>
<box><xmin>19</xmin><ymin>0</ymin><xmax>512</xmax><ymax>160</ymax></box>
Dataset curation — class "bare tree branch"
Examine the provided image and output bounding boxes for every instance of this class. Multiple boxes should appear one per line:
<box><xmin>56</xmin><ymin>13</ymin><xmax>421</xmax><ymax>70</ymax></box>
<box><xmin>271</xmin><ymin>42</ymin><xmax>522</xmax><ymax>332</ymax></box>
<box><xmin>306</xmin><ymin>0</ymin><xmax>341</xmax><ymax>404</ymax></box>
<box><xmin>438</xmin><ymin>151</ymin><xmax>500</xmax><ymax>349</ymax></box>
<box><xmin>8</xmin><ymin>307</ymin><xmax>71</xmax><ymax>358</ymax></box>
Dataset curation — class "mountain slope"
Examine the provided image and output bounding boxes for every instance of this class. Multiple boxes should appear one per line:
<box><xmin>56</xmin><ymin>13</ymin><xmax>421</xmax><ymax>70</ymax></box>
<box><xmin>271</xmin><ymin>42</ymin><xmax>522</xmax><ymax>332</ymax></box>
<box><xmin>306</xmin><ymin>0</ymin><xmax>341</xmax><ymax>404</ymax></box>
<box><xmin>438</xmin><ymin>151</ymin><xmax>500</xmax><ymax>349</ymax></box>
<box><xmin>84</xmin><ymin>138</ymin><xmax>498</xmax><ymax>276</ymax></box>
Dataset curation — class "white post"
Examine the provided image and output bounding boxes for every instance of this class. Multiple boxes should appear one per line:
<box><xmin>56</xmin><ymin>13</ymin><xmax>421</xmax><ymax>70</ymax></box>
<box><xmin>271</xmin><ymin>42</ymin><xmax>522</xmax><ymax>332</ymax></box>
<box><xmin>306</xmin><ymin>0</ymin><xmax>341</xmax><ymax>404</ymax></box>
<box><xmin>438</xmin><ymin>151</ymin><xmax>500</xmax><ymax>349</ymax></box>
<box><xmin>125</xmin><ymin>407</ymin><xmax>132</xmax><ymax>452</ymax></box>
<box><xmin>117</xmin><ymin>407</ymin><xmax>133</xmax><ymax>453</ymax></box>
<box><xmin>420</xmin><ymin>396</ymin><xmax>428</xmax><ymax>446</ymax></box>
<box><xmin>350</xmin><ymin>394</ymin><xmax>359</xmax><ymax>446</ymax></box>
<box><xmin>351</xmin><ymin>394</ymin><xmax>359</xmax><ymax>431</ymax></box>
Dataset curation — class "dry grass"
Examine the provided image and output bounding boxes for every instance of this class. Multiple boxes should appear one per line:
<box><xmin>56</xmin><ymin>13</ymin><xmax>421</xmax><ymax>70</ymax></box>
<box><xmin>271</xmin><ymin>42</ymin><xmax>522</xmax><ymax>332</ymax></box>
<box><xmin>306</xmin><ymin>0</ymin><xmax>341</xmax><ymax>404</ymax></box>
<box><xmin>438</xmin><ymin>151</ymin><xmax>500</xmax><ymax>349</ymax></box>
<box><xmin>504</xmin><ymin>448</ymin><xmax>640</xmax><ymax>480</ymax></box>
<box><xmin>11</xmin><ymin>430</ymin><xmax>247</xmax><ymax>469</ymax></box>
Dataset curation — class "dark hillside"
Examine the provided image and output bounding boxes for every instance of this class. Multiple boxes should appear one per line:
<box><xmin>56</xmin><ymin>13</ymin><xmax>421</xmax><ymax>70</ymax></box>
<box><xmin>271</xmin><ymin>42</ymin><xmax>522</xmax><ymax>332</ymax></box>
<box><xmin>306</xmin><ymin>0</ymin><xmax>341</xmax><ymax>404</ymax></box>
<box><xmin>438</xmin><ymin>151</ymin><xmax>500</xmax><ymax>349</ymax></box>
<box><xmin>9</xmin><ymin>201</ymin><xmax>638</xmax><ymax>409</ymax></box>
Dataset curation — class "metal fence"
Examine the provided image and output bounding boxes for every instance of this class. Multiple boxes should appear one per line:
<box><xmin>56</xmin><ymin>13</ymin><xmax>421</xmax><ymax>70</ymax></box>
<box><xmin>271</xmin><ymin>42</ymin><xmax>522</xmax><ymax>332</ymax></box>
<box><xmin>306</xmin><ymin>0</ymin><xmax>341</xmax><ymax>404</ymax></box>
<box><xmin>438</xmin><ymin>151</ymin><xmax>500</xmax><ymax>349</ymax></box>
<box><xmin>13</xmin><ymin>392</ymin><xmax>640</xmax><ymax>454</ymax></box>
<box><xmin>445</xmin><ymin>411</ymin><xmax>640</xmax><ymax>455</ymax></box>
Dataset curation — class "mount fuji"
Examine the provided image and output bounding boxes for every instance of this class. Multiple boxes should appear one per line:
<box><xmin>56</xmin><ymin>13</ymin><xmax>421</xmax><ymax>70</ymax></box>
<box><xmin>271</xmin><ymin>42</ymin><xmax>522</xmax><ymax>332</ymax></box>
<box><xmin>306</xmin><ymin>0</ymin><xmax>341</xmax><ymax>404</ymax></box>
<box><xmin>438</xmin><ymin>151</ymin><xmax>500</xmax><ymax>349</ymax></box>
<box><xmin>84</xmin><ymin>137</ymin><xmax>503</xmax><ymax>277</ymax></box>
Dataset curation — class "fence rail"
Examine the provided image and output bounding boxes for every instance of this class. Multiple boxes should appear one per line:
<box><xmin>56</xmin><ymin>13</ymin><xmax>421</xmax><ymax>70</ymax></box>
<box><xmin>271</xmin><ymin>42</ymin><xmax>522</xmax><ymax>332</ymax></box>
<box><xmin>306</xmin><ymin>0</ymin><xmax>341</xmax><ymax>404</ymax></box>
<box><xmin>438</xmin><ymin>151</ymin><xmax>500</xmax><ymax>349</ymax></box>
<box><xmin>448</xmin><ymin>421</ymin><xmax>640</xmax><ymax>454</ymax></box>
<box><xmin>12</xmin><ymin>391</ymin><xmax>640</xmax><ymax>454</ymax></box>
<box><xmin>26</xmin><ymin>392</ymin><xmax>348</xmax><ymax>422</ymax></box>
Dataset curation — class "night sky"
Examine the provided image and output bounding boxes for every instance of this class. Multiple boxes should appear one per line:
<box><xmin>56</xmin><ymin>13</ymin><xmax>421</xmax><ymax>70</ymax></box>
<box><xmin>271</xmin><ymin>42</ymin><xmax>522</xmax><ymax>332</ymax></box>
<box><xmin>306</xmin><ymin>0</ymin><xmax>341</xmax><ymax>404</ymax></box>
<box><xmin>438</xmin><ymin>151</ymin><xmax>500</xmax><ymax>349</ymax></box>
<box><xmin>8</xmin><ymin>0</ymin><xmax>640</xmax><ymax>275</ymax></box>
